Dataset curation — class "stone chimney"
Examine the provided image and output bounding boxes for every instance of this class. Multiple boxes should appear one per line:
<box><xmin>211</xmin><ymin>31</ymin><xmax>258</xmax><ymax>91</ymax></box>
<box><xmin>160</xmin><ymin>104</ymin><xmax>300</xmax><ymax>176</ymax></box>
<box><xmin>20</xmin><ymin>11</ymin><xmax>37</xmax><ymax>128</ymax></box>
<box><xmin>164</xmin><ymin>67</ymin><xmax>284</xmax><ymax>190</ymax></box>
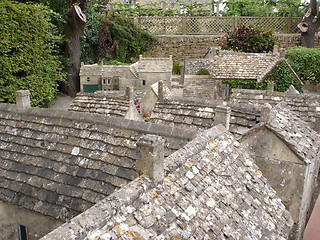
<box><xmin>261</xmin><ymin>103</ymin><xmax>272</xmax><ymax>123</ymax></box>
<box><xmin>158</xmin><ymin>80</ymin><xmax>164</xmax><ymax>100</ymax></box>
<box><xmin>15</xmin><ymin>90</ymin><xmax>31</xmax><ymax>111</ymax></box>
<box><xmin>267</xmin><ymin>82</ymin><xmax>274</xmax><ymax>97</ymax></box>
<box><xmin>136</xmin><ymin>135</ymin><xmax>165</xmax><ymax>185</ymax></box>
<box><xmin>214</xmin><ymin>103</ymin><xmax>231</xmax><ymax>131</ymax></box>
<box><xmin>126</xmin><ymin>86</ymin><xmax>133</xmax><ymax>102</ymax></box>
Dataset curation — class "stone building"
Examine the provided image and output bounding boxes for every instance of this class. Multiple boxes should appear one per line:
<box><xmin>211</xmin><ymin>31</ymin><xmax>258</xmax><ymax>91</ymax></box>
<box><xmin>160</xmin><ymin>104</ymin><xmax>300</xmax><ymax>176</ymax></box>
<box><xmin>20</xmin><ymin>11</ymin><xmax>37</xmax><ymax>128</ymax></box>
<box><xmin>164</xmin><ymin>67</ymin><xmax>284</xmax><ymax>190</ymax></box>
<box><xmin>79</xmin><ymin>56</ymin><xmax>173</xmax><ymax>93</ymax></box>
<box><xmin>183</xmin><ymin>49</ymin><xmax>301</xmax><ymax>99</ymax></box>
<box><xmin>239</xmin><ymin>103</ymin><xmax>320</xmax><ymax>239</ymax></box>
<box><xmin>0</xmin><ymin>90</ymin><xmax>295</xmax><ymax>239</ymax></box>
<box><xmin>43</xmin><ymin>125</ymin><xmax>293</xmax><ymax>240</ymax></box>
<box><xmin>0</xmin><ymin>91</ymin><xmax>193</xmax><ymax>239</ymax></box>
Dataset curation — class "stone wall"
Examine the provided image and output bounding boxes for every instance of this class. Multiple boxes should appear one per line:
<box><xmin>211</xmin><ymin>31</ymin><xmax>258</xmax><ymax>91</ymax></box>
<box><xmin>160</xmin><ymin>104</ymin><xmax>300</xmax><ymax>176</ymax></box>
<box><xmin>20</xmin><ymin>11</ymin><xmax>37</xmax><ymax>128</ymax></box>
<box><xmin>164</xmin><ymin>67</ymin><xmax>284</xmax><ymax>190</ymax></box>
<box><xmin>144</xmin><ymin>34</ymin><xmax>320</xmax><ymax>61</ymax></box>
<box><xmin>183</xmin><ymin>75</ymin><xmax>225</xmax><ymax>99</ymax></box>
<box><xmin>0</xmin><ymin>202</ymin><xmax>63</xmax><ymax>240</ymax></box>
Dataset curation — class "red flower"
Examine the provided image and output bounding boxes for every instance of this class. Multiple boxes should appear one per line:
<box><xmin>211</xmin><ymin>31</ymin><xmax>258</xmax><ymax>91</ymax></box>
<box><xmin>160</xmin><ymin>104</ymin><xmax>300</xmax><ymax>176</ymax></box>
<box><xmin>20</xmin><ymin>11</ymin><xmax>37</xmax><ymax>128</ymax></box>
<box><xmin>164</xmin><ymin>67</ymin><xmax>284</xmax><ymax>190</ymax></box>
<box><xmin>143</xmin><ymin>113</ymin><xmax>147</xmax><ymax>118</ymax></box>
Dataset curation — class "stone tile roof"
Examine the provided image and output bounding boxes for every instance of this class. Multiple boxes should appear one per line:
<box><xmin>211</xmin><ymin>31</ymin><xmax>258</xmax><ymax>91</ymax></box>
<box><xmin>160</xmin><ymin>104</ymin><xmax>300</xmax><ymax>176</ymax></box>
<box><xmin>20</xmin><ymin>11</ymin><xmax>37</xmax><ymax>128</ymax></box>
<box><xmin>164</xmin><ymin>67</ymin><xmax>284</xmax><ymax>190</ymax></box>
<box><xmin>138</xmin><ymin>58</ymin><xmax>173</xmax><ymax>73</ymax></box>
<box><xmin>102</xmin><ymin>65</ymin><xmax>134</xmax><ymax>78</ymax></box>
<box><xmin>69</xmin><ymin>91</ymin><xmax>144</xmax><ymax>117</ymax></box>
<box><xmin>230</xmin><ymin>88</ymin><xmax>320</xmax><ymax>133</ymax></box>
<box><xmin>0</xmin><ymin>103</ymin><xmax>196</xmax><ymax>222</ymax></box>
<box><xmin>44</xmin><ymin>125</ymin><xmax>293</xmax><ymax>239</ymax></box>
<box><xmin>150</xmin><ymin>97</ymin><xmax>260</xmax><ymax>137</ymax></box>
<box><xmin>266</xmin><ymin>103</ymin><xmax>319</xmax><ymax>164</ymax></box>
<box><xmin>79</xmin><ymin>64</ymin><xmax>102</xmax><ymax>76</ymax></box>
<box><xmin>185</xmin><ymin>51</ymin><xmax>279</xmax><ymax>81</ymax></box>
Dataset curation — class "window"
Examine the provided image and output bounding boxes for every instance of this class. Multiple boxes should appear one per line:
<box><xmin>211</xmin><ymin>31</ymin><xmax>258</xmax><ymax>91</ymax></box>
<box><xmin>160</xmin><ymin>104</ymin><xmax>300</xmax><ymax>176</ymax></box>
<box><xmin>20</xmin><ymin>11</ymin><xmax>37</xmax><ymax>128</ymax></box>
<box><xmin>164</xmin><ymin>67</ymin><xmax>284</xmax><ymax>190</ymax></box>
<box><xmin>86</xmin><ymin>77</ymin><xmax>90</xmax><ymax>82</ymax></box>
<box><xmin>107</xmin><ymin>79</ymin><xmax>111</xmax><ymax>85</ymax></box>
<box><xmin>17</xmin><ymin>224</ymin><xmax>29</xmax><ymax>240</ymax></box>
<box><xmin>102</xmin><ymin>79</ymin><xmax>106</xmax><ymax>85</ymax></box>
<box><xmin>142</xmin><ymin>80</ymin><xmax>146</xmax><ymax>86</ymax></box>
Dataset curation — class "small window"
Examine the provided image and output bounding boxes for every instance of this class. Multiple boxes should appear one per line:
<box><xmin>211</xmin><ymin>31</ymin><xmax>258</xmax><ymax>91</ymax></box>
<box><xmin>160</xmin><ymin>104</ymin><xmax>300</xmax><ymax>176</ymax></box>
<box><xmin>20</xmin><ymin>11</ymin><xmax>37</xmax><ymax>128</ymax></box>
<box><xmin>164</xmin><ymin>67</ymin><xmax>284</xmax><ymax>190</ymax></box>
<box><xmin>86</xmin><ymin>77</ymin><xmax>90</xmax><ymax>82</ymax></box>
<box><xmin>107</xmin><ymin>79</ymin><xmax>111</xmax><ymax>85</ymax></box>
<box><xmin>17</xmin><ymin>224</ymin><xmax>29</xmax><ymax>240</ymax></box>
<box><xmin>102</xmin><ymin>79</ymin><xmax>106</xmax><ymax>85</ymax></box>
<box><xmin>142</xmin><ymin>80</ymin><xmax>146</xmax><ymax>86</ymax></box>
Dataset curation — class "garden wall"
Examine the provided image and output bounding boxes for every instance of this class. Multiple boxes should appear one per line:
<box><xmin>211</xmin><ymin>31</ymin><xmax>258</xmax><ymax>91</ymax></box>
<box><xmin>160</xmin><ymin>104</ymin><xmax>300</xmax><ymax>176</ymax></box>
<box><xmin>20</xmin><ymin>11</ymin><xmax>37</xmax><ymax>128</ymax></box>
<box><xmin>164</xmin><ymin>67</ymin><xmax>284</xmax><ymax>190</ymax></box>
<box><xmin>144</xmin><ymin>34</ymin><xmax>320</xmax><ymax>61</ymax></box>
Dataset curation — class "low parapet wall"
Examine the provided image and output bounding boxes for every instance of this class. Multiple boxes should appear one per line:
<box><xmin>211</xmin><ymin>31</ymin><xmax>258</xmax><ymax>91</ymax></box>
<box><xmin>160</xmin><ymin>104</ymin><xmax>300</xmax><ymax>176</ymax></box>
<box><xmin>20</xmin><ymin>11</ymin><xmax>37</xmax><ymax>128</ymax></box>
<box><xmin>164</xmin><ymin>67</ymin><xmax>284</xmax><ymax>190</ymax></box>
<box><xmin>230</xmin><ymin>88</ymin><xmax>320</xmax><ymax>132</ymax></box>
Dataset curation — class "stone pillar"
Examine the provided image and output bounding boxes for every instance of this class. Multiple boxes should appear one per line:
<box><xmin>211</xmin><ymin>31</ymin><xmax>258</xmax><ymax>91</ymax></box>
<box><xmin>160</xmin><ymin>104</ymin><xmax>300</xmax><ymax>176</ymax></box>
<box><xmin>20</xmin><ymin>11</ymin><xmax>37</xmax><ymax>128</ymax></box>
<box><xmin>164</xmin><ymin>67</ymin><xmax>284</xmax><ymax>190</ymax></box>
<box><xmin>261</xmin><ymin>103</ymin><xmax>272</xmax><ymax>123</ymax></box>
<box><xmin>15</xmin><ymin>90</ymin><xmax>31</xmax><ymax>111</ymax></box>
<box><xmin>126</xmin><ymin>86</ymin><xmax>133</xmax><ymax>102</ymax></box>
<box><xmin>280</xmin><ymin>48</ymin><xmax>285</xmax><ymax>58</ymax></box>
<box><xmin>158</xmin><ymin>80</ymin><xmax>164</xmax><ymax>100</ymax></box>
<box><xmin>136</xmin><ymin>135</ymin><xmax>164</xmax><ymax>185</ymax></box>
<box><xmin>214</xmin><ymin>103</ymin><xmax>231</xmax><ymax>131</ymax></box>
<box><xmin>267</xmin><ymin>82</ymin><xmax>274</xmax><ymax>97</ymax></box>
<box><xmin>139</xmin><ymin>55</ymin><xmax>143</xmax><ymax>61</ymax></box>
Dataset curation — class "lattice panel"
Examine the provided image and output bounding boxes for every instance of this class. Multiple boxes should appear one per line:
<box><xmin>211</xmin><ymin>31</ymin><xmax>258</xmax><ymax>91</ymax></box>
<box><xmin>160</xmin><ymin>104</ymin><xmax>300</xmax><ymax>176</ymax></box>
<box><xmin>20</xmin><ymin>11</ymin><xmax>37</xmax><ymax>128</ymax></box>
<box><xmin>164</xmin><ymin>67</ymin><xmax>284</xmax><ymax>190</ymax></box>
<box><xmin>135</xmin><ymin>16</ymin><xmax>301</xmax><ymax>35</ymax></box>
<box><xmin>203</xmin><ymin>17</ymin><xmax>235</xmax><ymax>34</ymax></box>
<box><xmin>238</xmin><ymin>17</ymin><xmax>297</xmax><ymax>33</ymax></box>
<box><xmin>137</xmin><ymin>17</ymin><xmax>183</xmax><ymax>34</ymax></box>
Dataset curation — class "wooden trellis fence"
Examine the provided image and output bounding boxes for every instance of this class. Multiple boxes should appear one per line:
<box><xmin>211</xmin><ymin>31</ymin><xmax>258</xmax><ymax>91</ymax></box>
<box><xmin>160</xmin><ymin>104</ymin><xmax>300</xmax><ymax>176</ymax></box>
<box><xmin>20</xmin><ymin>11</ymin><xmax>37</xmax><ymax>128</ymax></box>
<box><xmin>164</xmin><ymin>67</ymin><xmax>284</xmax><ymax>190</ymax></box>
<box><xmin>132</xmin><ymin>16</ymin><xmax>301</xmax><ymax>35</ymax></box>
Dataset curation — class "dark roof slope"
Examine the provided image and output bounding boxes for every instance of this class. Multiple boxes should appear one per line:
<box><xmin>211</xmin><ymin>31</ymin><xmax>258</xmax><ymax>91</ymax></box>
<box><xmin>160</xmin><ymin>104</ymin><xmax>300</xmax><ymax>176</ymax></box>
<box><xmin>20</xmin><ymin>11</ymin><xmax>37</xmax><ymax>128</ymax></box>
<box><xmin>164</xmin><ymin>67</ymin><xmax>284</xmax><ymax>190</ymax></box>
<box><xmin>151</xmin><ymin>97</ymin><xmax>261</xmax><ymax>137</ymax></box>
<box><xmin>42</xmin><ymin>125</ymin><xmax>293</xmax><ymax>240</ymax></box>
<box><xmin>69</xmin><ymin>91</ymin><xmax>143</xmax><ymax>117</ymax></box>
<box><xmin>0</xmin><ymin>103</ymin><xmax>196</xmax><ymax>221</ymax></box>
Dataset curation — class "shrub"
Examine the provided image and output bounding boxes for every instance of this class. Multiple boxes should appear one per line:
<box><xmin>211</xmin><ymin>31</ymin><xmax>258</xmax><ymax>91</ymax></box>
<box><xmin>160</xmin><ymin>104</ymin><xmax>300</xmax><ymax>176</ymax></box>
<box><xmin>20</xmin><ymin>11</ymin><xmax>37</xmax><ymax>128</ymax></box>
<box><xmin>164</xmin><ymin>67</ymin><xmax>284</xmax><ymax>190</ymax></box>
<box><xmin>172</xmin><ymin>60</ymin><xmax>181</xmax><ymax>75</ymax></box>
<box><xmin>196</xmin><ymin>68</ymin><xmax>210</xmax><ymax>75</ymax></box>
<box><xmin>220</xmin><ymin>25</ymin><xmax>276</xmax><ymax>53</ymax></box>
<box><xmin>0</xmin><ymin>0</ymin><xmax>66</xmax><ymax>107</ymax></box>
<box><xmin>285</xmin><ymin>47</ymin><xmax>320</xmax><ymax>85</ymax></box>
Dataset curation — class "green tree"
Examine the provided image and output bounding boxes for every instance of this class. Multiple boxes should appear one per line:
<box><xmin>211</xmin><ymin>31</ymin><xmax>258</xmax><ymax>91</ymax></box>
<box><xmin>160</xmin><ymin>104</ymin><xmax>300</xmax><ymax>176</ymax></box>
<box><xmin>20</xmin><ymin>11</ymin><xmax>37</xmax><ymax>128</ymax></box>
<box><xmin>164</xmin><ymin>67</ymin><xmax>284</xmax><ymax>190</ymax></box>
<box><xmin>0</xmin><ymin>0</ymin><xmax>66</xmax><ymax>107</ymax></box>
<box><xmin>222</xmin><ymin>0</ymin><xmax>305</xmax><ymax>17</ymax></box>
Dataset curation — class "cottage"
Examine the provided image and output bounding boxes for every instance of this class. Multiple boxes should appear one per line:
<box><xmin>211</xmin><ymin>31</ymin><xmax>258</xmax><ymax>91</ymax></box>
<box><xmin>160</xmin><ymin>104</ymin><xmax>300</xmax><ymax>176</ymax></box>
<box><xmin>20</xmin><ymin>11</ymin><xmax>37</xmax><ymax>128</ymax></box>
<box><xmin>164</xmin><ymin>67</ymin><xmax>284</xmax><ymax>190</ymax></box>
<box><xmin>183</xmin><ymin>49</ymin><xmax>301</xmax><ymax>99</ymax></box>
<box><xmin>239</xmin><ymin>103</ymin><xmax>320</xmax><ymax>239</ymax></box>
<box><xmin>79</xmin><ymin>56</ymin><xmax>173</xmax><ymax>93</ymax></box>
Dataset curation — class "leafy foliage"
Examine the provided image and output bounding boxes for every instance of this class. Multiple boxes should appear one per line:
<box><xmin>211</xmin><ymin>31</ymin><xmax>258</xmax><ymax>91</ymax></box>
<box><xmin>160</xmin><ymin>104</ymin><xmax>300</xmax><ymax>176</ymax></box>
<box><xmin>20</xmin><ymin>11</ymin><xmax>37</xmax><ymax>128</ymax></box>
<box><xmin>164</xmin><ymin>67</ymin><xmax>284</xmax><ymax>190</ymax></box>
<box><xmin>222</xmin><ymin>0</ymin><xmax>305</xmax><ymax>17</ymax></box>
<box><xmin>263</xmin><ymin>61</ymin><xmax>303</xmax><ymax>92</ymax></box>
<box><xmin>172</xmin><ymin>60</ymin><xmax>181</xmax><ymax>75</ymax></box>
<box><xmin>0</xmin><ymin>0</ymin><xmax>66</xmax><ymax>107</ymax></box>
<box><xmin>109</xmin><ymin>1</ymin><xmax>213</xmax><ymax>17</ymax></box>
<box><xmin>285</xmin><ymin>47</ymin><xmax>320</xmax><ymax>85</ymax></box>
<box><xmin>220</xmin><ymin>25</ymin><xmax>276</xmax><ymax>53</ymax></box>
<box><xmin>223</xmin><ymin>61</ymin><xmax>303</xmax><ymax>93</ymax></box>
<box><xmin>196</xmin><ymin>68</ymin><xmax>211</xmax><ymax>75</ymax></box>
<box><xmin>81</xmin><ymin>7</ymin><xmax>155</xmax><ymax>64</ymax></box>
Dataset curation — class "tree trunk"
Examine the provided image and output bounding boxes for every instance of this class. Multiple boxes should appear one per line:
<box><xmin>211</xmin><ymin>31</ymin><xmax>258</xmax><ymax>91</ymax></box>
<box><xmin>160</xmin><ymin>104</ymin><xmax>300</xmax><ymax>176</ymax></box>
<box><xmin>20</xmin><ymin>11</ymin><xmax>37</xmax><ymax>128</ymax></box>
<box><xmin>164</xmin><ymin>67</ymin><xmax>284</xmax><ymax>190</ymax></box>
<box><xmin>62</xmin><ymin>5</ymin><xmax>86</xmax><ymax>97</ymax></box>
<box><xmin>298</xmin><ymin>0</ymin><xmax>320</xmax><ymax>48</ymax></box>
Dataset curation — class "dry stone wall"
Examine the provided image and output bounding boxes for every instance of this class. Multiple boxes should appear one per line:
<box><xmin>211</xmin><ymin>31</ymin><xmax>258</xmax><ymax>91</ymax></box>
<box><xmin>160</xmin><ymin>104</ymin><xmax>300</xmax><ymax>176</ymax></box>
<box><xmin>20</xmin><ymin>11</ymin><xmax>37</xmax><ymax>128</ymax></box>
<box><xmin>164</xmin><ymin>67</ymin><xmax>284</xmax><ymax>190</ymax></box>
<box><xmin>144</xmin><ymin>34</ymin><xmax>320</xmax><ymax>61</ymax></box>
